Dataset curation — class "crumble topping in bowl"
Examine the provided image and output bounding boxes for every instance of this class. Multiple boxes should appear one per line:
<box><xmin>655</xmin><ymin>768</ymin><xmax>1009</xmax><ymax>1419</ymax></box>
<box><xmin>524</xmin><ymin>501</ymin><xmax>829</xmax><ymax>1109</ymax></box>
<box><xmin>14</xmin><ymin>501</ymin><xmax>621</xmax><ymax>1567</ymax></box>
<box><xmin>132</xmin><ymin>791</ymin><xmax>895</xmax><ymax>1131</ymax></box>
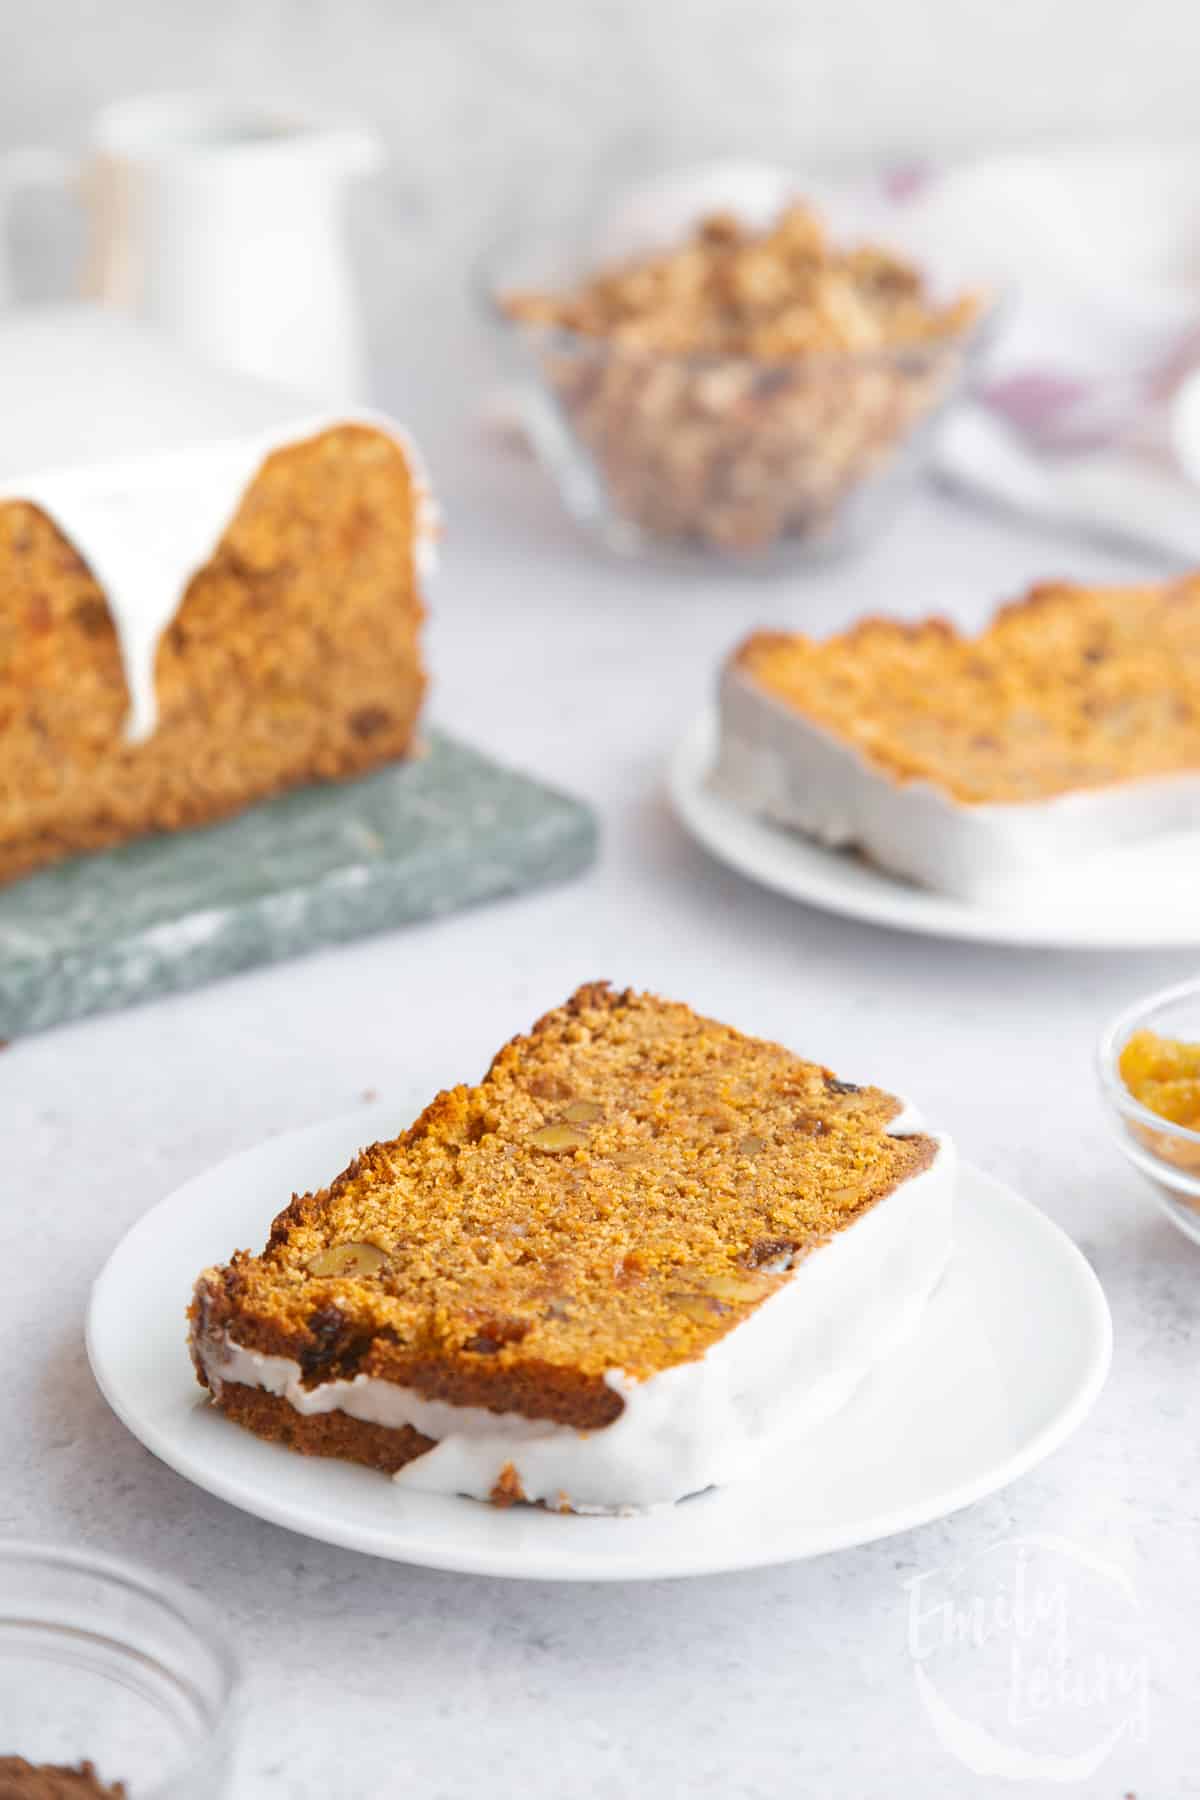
<box><xmin>500</xmin><ymin>204</ymin><xmax>983</xmax><ymax>556</ymax></box>
<box><xmin>503</xmin><ymin>204</ymin><xmax>979</xmax><ymax>356</ymax></box>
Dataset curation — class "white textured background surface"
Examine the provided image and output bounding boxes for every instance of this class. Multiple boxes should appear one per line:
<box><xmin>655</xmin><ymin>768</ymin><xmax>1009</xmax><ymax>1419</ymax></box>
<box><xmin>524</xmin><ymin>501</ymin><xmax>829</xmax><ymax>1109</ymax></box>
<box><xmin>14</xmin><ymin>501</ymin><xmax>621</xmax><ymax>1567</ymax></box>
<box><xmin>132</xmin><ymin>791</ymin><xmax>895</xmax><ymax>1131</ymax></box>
<box><xmin>6</xmin><ymin>0</ymin><xmax>1200</xmax><ymax>288</ymax></box>
<box><xmin>4</xmin><ymin>5</ymin><xmax>1200</xmax><ymax>1795</ymax></box>
<box><xmin>5</xmin><ymin>0</ymin><xmax>1200</xmax><ymax>163</ymax></box>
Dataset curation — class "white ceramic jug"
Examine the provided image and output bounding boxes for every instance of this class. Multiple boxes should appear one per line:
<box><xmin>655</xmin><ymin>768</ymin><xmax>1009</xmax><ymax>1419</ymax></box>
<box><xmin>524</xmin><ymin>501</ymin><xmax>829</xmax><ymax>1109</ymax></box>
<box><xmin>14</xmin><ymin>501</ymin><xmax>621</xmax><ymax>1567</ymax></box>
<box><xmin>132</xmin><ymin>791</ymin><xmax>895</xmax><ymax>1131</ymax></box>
<box><xmin>0</xmin><ymin>93</ymin><xmax>382</xmax><ymax>402</ymax></box>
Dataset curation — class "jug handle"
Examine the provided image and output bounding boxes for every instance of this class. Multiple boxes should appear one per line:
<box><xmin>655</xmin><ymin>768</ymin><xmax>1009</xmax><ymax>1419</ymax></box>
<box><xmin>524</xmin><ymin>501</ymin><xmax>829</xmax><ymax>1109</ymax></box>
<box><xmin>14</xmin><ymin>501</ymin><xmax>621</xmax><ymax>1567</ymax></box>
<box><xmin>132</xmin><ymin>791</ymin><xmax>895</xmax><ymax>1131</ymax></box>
<box><xmin>0</xmin><ymin>147</ymin><xmax>79</xmax><ymax>309</ymax></box>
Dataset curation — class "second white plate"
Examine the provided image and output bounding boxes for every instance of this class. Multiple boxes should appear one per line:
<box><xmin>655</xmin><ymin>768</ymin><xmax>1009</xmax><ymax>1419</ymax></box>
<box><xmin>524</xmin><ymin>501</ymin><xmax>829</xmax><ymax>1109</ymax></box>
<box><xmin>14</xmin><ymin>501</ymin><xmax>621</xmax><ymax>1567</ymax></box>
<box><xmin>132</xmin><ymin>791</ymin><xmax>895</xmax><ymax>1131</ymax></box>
<box><xmin>87</xmin><ymin>1106</ymin><xmax>1111</xmax><ymax>1581</ymax></box>
<box><xmin>669</xmin><ymin>708</ymin><xmax>1200</xmax><ymax>950</ymax></box>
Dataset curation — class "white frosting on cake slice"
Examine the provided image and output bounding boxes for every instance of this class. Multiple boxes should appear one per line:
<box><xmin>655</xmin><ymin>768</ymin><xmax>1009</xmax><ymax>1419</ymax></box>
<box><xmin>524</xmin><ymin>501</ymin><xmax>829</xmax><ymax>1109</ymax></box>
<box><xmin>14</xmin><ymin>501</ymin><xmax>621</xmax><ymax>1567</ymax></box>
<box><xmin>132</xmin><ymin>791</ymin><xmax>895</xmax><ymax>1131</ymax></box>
<box><xmin>713</xmin><ymin>659</ymin><xmax>1200</xmax><ymax>902</ymax></box>
<box><xmin>197</xmin><ymin>1109</ymin><xmax>954</xmax><ymax>1514</ymax></box>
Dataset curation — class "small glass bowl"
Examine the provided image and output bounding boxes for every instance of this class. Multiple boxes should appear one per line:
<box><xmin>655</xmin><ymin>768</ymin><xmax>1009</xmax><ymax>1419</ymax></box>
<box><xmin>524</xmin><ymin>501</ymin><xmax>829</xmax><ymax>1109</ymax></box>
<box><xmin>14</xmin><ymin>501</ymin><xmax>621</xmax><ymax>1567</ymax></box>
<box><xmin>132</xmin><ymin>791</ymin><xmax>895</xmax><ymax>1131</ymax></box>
<box><xmin>478</xmin><ymin>223</ymin><xmax>996</xmax><ymax>569</ymax></box>
<box><xmin>0</xmin><ymin>1542</ymin><xmax>240</xmax><ymax>1797</ymax></box>
<box><xmin>1097</xmin><ymin>975</ymin><xmax>1200</xmax><ymax>1246</ymax></box>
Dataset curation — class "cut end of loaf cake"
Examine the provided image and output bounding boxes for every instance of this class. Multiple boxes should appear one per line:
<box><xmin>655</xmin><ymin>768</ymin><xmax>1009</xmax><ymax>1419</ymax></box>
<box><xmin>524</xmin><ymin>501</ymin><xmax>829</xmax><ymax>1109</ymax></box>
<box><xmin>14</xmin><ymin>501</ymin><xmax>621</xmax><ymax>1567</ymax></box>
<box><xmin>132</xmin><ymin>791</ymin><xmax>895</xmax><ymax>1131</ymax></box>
<box><xmin>0</xmin><ymin>421</ymin><xmax>428</xmax><ymax>885</ymax></box>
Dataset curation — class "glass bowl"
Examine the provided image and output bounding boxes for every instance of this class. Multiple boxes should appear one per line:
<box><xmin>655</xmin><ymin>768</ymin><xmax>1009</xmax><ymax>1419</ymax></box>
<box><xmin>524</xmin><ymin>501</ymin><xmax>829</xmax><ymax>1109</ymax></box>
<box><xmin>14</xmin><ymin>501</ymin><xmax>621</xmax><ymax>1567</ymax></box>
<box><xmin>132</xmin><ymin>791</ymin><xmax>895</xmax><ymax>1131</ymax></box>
<box><xmin>478</xmin><ymin>212</ymin><xmax>997</xmax><ymax>570</ymax></box>
<box><xmin>1097</xmin><ymin>975</ymin><xmax>1200</xmax><ymax>1246</ymax></box>
<box><xmin>0</xmin><ymin>1542</ymin><xmax>240</xmax><ymax>1797</ymax></box>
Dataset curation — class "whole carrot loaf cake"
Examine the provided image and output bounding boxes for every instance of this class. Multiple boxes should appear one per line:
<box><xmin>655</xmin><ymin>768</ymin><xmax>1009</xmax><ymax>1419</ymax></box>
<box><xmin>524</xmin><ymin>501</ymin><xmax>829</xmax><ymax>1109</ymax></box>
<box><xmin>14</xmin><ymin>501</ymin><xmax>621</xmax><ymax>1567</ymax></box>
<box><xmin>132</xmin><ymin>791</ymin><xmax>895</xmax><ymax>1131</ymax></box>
<box><xmin>0</xmin><ymin>420</ymin><xmax>432</xmax><ymax>886</ymax></box>
<box><xmin>190</xmin><ymin>982</ymin><xmax>954</xmax><ymax>1512</ymax></box>
<box><xmin>713</xmin><ymin>578</ymin><xmax>1200</xmax><ymax>899</ymax></box>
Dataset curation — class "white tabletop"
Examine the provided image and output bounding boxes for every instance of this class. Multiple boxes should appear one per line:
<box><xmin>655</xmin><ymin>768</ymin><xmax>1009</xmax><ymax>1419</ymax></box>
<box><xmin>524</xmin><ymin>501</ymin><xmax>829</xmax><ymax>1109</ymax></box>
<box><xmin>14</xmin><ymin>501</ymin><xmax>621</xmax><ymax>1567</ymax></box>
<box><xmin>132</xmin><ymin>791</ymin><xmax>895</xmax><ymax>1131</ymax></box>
<box><xmin>5</xmin><ymin>307</ymin><xmax>1195</xmax><ymax>1799</ymax></box>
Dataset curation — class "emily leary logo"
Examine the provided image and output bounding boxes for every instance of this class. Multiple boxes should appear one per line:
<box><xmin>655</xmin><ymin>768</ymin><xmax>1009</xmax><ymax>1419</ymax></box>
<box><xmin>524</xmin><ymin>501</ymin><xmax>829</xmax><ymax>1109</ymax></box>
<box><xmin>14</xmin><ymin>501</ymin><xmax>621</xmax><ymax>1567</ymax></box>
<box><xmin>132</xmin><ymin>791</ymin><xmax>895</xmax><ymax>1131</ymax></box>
<box><xmin>904</xmin><ymin>1534</ymin><xmax>1150</xmax><ymax>1783</ymax></box>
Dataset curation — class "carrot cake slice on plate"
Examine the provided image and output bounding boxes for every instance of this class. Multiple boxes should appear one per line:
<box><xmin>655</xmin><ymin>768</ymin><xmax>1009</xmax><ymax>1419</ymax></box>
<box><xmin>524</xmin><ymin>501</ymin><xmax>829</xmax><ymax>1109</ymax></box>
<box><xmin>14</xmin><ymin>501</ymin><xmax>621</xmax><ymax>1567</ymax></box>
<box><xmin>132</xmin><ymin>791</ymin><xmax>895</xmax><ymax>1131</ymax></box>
<box><xmin>190</xmin><ymin>983</ymin><xmax>954</xmax><ymax>1513</ymax></box>
<box><xmin>713</xmin><ymin>578</ymin><xmax>1200</xmax><ymax>900</ymax></box>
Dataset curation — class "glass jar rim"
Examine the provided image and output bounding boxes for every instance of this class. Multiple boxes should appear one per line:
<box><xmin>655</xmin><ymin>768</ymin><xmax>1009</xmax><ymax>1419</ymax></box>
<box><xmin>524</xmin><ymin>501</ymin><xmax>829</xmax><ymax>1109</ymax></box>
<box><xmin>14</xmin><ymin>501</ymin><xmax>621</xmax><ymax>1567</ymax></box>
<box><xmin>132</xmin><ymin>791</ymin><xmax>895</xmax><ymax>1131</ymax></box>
<box><xmin>0</xmin><ymin>1538</ymin><xmax>241</xmax><ymax>1795</ymax></box>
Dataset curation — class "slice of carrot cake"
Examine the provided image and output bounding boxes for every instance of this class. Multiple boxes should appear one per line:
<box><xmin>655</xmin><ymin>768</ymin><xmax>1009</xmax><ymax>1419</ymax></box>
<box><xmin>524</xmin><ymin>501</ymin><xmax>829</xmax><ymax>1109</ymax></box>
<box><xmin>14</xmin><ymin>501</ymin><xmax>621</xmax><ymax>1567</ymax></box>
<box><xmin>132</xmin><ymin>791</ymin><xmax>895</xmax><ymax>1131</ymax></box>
<box><xmin>713</xmin><ymin>578</ymin><xmax>1200</xmax><ymax>899</ymax></box>
<box><xmin>189</xmin><ymin>983</ymin><xmax>954</xmax><ymax>1512</ymax></box>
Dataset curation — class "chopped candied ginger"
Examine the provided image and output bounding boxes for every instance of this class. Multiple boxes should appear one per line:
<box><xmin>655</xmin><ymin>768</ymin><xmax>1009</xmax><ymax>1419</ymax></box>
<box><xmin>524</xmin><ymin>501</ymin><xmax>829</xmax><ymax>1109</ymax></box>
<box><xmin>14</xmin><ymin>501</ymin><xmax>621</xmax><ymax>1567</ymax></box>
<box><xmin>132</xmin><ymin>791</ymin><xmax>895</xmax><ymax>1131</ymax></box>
<box><xmin>1119</xmin><ymin>1028</ymin><xmax>1200</xmax><ymax>1129</ymax></box>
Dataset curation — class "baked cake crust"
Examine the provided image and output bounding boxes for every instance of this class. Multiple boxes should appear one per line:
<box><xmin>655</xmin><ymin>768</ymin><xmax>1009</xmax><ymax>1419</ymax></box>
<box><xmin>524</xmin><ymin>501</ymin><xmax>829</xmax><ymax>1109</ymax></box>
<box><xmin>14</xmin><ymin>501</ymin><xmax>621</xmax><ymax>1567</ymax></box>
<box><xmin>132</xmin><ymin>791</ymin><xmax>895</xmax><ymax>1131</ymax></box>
<box><xmin>0</xmin><ymin>424</ymin><xmax>426</xmax><ymax>886</ymax></box>
<box><xmin>190</xmin><ymin>983</ymin><xmax>941</xmax><ymax>1491</ymax></box>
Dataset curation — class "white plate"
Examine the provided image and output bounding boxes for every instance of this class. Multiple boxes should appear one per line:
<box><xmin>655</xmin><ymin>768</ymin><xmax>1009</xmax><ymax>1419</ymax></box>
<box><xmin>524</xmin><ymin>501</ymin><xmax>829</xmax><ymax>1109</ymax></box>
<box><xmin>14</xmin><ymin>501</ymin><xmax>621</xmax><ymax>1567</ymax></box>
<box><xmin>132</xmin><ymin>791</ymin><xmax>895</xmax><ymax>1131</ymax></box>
<box><xmin>669</xmin><ymin>709</ymin><xmax>1200</xmax><ymax>951</ymax></box>
<box><xmin>87</xmin><ymin>1107</ymin><xmax>1111</xmax><ymax>1582</ymax></box>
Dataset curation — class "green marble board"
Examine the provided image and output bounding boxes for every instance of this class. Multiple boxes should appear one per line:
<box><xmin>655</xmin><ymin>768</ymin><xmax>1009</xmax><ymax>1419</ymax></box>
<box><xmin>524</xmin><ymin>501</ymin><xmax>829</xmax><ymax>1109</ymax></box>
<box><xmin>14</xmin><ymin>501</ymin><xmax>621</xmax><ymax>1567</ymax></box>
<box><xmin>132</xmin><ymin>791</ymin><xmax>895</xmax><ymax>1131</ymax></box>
<box><xmin>0</xmin><ymin>731</ymin><xmax>597</xmax><ymax>1038</ymax></box>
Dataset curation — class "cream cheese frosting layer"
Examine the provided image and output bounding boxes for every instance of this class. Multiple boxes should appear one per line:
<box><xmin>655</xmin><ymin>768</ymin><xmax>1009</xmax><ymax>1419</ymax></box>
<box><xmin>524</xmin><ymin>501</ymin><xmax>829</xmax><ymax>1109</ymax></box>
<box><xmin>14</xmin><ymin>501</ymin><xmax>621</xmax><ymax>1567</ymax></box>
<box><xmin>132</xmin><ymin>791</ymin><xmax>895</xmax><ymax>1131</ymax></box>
<box><xmin>1</xmin><ymin>411</ymin><xmax>437</xmax><ymax>746</ymax></box>
<box><xmin>713</xmin><ymin>661</ymin><xmax>1200</xmax><ymax>902</ymax></box>
<box><xmin>197</xmin><ymin>1112</ymin><xmax>955</xmax><ymax>1514</ymax></box>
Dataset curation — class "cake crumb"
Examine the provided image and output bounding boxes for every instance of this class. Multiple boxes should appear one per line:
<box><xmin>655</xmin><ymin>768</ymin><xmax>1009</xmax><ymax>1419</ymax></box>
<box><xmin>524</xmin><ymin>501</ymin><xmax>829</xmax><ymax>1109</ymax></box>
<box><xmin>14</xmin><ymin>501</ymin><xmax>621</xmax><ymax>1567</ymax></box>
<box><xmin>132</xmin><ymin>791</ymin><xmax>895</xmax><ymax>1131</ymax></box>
<box><xmin>0</xmin><ymin>1757</ymin><xmax>127</xmax><ymax>1799</ymax></box>
<box><xmin>489</xmin><ymin>1462</ymin><xmax>527</xmax><ymax>1508</ymax></box>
